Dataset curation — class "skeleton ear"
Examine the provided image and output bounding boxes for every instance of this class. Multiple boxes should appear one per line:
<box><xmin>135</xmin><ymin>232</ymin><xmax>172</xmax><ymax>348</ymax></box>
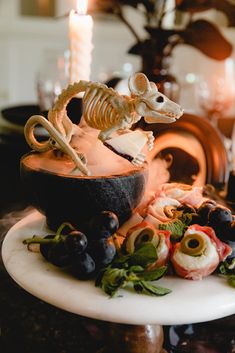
<box><xmin>128</xmin><ymin>73</ymin><xmax>151</xmax><ymax>96</ymax></box>
<box><xmin>150</xmin><ymin>82</ymin><xmax>158</xmax><ymax>93</ymax></box>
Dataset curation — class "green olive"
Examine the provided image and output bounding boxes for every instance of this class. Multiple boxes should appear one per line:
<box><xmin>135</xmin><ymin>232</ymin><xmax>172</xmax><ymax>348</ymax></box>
<box><xmin>181</xmin><ymin>233</ymin><xmax>206</xmax><ymax>256</ymax></box>
<box><xmin>135</xmin><ymin>229</ymin><xmax>159</xmax><ymax>248</ymax></box>
<box><xmin>125</xmin><ymin>227</ymin><xmax>159</xmax><ymax>253</ymax></box>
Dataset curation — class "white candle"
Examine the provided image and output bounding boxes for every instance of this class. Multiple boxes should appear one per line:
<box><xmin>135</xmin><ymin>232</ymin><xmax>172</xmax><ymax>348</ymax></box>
<box><xmin>68</xmin><ymin>0</ymin><xmax>93</xmax><ymax>84</ymax></box>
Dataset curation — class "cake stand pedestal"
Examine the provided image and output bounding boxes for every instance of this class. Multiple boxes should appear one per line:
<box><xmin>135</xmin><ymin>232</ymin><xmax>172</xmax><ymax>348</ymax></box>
<box><xmin>2</xmin><ymin>211</ymin><xmax>235</xmax><ymax>353</ymax></box>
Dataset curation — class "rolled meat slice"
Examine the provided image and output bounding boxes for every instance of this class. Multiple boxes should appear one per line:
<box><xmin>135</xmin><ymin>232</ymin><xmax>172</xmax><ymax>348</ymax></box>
<box><xmin>171</xmin><ymin>224</ymin><xmax>232</xmax><ymax>280</ymax></box>
<box><xmin>155</xmin><ymin>183</ymin><xmax>203</xmax><ymax>208</ymax></box>
<box><xmin>123</xmin><ymin>221</ymin><xmax>171</xmax><ymax>268</ymax></box>
<box><xmin>145</xmin><ymin>196</ymin><xmax>180</xmax><ymax>224</ymax></box>
<box><xmin>148</xmin><ymin>229</ymin><xmax>171</xmax><ymax>269</ymax></box>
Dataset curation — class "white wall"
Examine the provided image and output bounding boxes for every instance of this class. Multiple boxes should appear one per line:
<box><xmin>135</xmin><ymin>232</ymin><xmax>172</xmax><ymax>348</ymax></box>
<box><xmin>0</xmin><ymin>0</ymin><xmax>140</xmax><ymax>108</ymax></box>
<box><xmin>0</xmin><ymin>0</ymin><xmax>235</xmax><ymax>116</ymax></box>
<box><xmin>172</xmin><ymin>28</ymin><xmax>235</xmax><ymax>115</ymax></box>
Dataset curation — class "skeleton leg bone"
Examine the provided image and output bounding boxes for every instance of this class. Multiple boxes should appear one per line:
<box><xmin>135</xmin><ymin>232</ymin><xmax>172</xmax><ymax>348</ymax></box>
<box><xmin>98</xmin><ymin>125</ymin><xmax>120</xmax><ymax>142</ymax></box>
<box><xmin>144</xmin><ymin>131</ymin><xmax>155</xmax><ymax>151</ymax></box>
<box><xmin>132</xmin><ymin>152</ymin><xmax>146</xmax><ymax>166</ymax></box>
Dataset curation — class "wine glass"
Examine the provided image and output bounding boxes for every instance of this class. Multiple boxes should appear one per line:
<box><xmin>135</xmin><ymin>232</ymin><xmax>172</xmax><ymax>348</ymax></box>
<box><xmin>36</xmin><ymin>50</ymin><xmax>69</xmax><ymax>112</ymax></box>
<box><xmin>196</xmin><ymin>74</ymin><xmax>235</xmax><ymax>127</ymax></box>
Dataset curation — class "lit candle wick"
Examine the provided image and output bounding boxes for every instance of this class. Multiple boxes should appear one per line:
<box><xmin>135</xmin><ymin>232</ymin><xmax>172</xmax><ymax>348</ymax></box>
<box><xmin>76</xmin><ymin>0</ymin><xmax>87</xmax><ymax>15</ymax></box>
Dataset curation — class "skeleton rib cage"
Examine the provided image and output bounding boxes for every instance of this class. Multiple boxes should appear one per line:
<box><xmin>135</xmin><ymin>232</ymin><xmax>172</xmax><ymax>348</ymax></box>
<box><xmin>48</xmin><ymin>80</ymin><xmax>135</xmax><ymax>136</ymax></box>
<box><xmin>84</xmin><ymin>84</ymin><xmax>117</xmax><ymax>129</ymax></box>
<box><xmin>82</xmin><ymin>82</ymin><xmax>132</xmax><ymax>130</ymax></box>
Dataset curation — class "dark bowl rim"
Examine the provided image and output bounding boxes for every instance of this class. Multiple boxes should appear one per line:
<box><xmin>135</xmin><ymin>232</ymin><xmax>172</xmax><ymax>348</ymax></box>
<box><xmin>20</xmin><ymin>151</ymin><xmax>148</xmax><ymax>180</ymax></box>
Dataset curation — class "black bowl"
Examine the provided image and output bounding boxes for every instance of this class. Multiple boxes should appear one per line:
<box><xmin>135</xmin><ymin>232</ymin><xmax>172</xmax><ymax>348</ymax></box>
<box><xmin>20</xmin><ymin>152</ymin><xmax>148</xmax><ymax>230</ymax></box>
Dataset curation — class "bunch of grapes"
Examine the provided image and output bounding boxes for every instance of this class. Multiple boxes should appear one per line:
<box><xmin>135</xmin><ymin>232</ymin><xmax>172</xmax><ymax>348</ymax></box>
<box><xmin>24</xmin><ymin>211</ymin><xmax>119</xmax><ymax>280</ymax></box>
<box><xmin>198</xmin><ymin>201</ymin><xmax>234</xmax><ymax>241</ymax></box>
<box><xmin>179</xmin><ymin>200</ymin><xmax>235</xmax><ymax>241</ymax></box>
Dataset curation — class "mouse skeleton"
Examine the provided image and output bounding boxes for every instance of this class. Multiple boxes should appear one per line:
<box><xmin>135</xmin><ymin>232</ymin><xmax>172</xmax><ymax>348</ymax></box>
<box><xmin>24</xmin><ymin>73</ymin><xmax>183</xmax><ymax>176</ymax></box>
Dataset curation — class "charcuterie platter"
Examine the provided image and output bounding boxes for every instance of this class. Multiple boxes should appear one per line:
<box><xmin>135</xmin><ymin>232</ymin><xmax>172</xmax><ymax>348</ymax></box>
<box><xmin>2</xmin><ymin>210</ymin><xmax>235</xmax><ymax>326</ymax></box>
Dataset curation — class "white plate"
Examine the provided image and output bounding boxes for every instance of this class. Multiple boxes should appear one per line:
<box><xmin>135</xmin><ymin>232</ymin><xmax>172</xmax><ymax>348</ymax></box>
<box><xmin>2</xmin><ymin>210</ymin><xmax>235</xmax><ymax>325</ymax></box>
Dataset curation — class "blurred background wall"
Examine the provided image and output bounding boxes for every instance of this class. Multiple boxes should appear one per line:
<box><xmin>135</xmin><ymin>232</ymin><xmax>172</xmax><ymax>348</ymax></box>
<box><xmin>0</xmin><ymin>0</ymin><xmax>235</xmax><ymax>115</ymax></box>
<box><xmin>0</xmin><ymin>0</ymin><xmax>140</xmax><ymax>108</ymax></box>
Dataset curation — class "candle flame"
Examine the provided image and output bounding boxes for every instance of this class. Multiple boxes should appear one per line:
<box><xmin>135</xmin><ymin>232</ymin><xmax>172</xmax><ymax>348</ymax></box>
<box><xmin>76</xmin><ymin>0</ymin><xmax>88</xmax><ymax>15</ymax></box>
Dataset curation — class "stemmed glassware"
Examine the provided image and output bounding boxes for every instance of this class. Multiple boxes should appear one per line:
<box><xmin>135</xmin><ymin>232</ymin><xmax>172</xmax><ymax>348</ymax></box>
<box><xmin>36</xmin><ymin>50</ymin><xmax>69</xmax><ymax>112</ymax></box>
<box><xmin>195</xmin><ymin>62</ymin><xmax>235</xmax><ymax>193</ymax></box>
<box><xmin>196</xmin><ymin>74</ymin><xmax>235</xmax><ymax>127</ymax></box>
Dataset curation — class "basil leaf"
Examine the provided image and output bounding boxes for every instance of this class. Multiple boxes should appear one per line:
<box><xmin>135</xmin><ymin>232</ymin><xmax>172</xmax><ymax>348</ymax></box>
<box><xmin>113</xmin><ymin>254</ymin><xmax>131</xmax><ymax>267</ymax></box>
<box><xmin>218</xmin><ymin>259</ymin><xmax>235</xmax><ymax>276</ymax></box>
<box><xmin>96</xmin><ymin>243</ymin><xmax>171</xmax><ymax>298</ymax></box>
<box><xmin>137</xmin><ymin>266</ymin><xmax>168</xmax><ymax>281</ymax></box>
<box><xmin>218</xmin><ymin>262</ymin><xmax>228</xmax><ymax>275</ymax></box>
<box><xmin>133</xmin><ymin>282</ymin><xmax>144</xmax><ymax>293</ymax></box>
<box><xmin>140</xmin><ymin>281</ymin><xmax>171</xmax><ymax>296</ymax></box>
<box><xmin>96</xmin><ymin>267</ymin><xmax>128</xmax><ymax>297</ymax></box>
<box><xmin>129</xmin><ymin>243</ymin><xmax>158</xmax><ymax>267</ymax></box>
<box><xmin>159</xmin><ymin>219</ymin><xmax>187</xmax><ymax>240</ymax></box>
<box><xmin>180</xmin><ymin>213</ymin><xmax>193</xmax><ymax>226</ymax></box>
<box><xmin>129</xmin><ymin>265</ymin><xmax>145</xmax><ymax>273</ymax></box>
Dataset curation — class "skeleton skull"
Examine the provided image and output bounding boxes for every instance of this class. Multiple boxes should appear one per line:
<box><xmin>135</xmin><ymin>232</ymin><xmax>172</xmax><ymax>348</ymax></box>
<box><xmin>128</xmin><ymin>73</ymin><xmax>183</xmax><ymax>124</ymax></box>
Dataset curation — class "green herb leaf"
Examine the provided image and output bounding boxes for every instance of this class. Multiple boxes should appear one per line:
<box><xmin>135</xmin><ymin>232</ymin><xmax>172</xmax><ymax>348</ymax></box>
<box><xmin>113</xmin><ymin>254</ymin><xmax>131</xmax><ymax>267</ymax></box>
<box><xmin>133</xmin><ymin>282</ymin><xmax>144</xmax><ymax>293</ymax></box>
<box><xmin>137</xmin><ymin>266</ymin><xmax>168</xmax><ymax>281</ymax></box>
<box><xmin>217</xmin><ymin>261</ymin><xmax>235</xmax><ymax>289</ymax></box>
<box><xmin>218</xmin><ymin>262</ymin><xmax>227</xmax><ymax>275</ymax></box>
<box><xmin>95</xmin><ymin>267</ymin><xmax>128</xmax><ymax>297</ymax></box>
<box><xmin>218</xmin><ymin>259</ymin><xmax>235</xmax><ymax>276</ymax></box>
<box><xmin>180</xmin><ymin>213</ymin><xmax>193</xmax><ymax>226</ymax></box>
<box><xmin>159</xmin><ymin>218</ymin><xmax>187</xmax><ymax>240</ymax></box>
<box><xmin>129</xmin><ymin>243</ymin><xmax>158</xmax><ymax>267</ymax></box>
<box><xmin>140</xmin><ymin>281</ymin><xmax>172</xmax><ymax>296</ymax></box>
<box><xmin>129</xmin><ymin>265</ymin><xmax>145</xmax><ymax>273</ymax></box>
<box><xmin>96</xmin><ymin>243</ymin><xmax>171</xmax><ymax>298</ymax></box>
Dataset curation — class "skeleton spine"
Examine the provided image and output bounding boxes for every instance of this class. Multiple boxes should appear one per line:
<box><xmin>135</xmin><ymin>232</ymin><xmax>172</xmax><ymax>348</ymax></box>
<box><xmin>83</xmin><ymin>86</ymin><xmax>122</xmax><ymax>130</ymax></box>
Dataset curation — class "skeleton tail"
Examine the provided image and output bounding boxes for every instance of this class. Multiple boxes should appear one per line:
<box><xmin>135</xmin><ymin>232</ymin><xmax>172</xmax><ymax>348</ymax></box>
<box><xmin>24</xmin><ymin>80</ymin><xmax>120</xmax><ymax>176</ymax></box>
<box><xmin>24</xmin><ymin>115</ymin><xmax>91</xmax><ymax>176</ymax></box>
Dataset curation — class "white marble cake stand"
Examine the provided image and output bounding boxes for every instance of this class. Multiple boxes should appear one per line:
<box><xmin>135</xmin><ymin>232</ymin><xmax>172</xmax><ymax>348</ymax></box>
<box><xmin>2</xmin><ymin>210</ymin><xmax>235</xmax><ymax>353</ymax></box>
